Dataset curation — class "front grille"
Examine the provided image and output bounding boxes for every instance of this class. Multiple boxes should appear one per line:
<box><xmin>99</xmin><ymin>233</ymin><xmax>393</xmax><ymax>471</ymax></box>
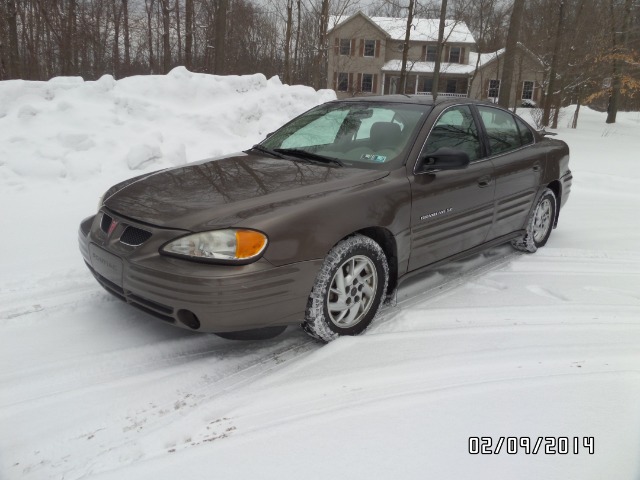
<box><xmin>100</xmin><ymin>213</ymin><xmax>113</xmax><ymax>233</ymax></box>
<box><xmin>120</xmin><ymin>226</ymin><xmax>152</xmax><ymax>246</ymax></box>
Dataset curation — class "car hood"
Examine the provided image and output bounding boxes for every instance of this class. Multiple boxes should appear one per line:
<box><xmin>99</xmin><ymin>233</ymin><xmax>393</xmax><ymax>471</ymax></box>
<box><xmin>104</xmin><ymin>152</ymin><xmax>389</xmax><ymax>230</ymax></box>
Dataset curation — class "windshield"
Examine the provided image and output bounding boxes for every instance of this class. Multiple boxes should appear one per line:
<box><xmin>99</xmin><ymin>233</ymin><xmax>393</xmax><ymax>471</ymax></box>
<box><xmin>261</xmin><ymin>102</ymin><xmax>429</xmax><ymax>169</ymax></box>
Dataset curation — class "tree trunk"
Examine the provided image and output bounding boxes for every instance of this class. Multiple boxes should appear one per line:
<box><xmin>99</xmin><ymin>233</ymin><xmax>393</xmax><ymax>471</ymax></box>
<box><xmin>214</xmin><ymin>0</ymin><xmax>227</xmax><ymax>74</ymax></box>
<box><xmin>399</xmin><ymin>0</ymin><xmax>415</xmax><ymax>93</ymax></box>
<box><xmin>112</xmin><ymin>0</ymin><xmax>121</xmax><ymax>77</ymax></box>
<box><xmin>431</xmin><ymin>0</ymin><xmax>448</xmax><ymax>100</ymax></box>
<box><xmin>7</xmin><ymin>0</ymin><xmax>20</xmax><ymax>78</ymax></box>
<box><xmin>175</xmin><ymin>0</ymin><xmax>181</xmax><ymax>65</ymax></box>
<box><xmin>284</xmin><ymin>0</ymin><xmax>293</xmax><ymax>84</ymax></box>
<box><xmin>606</xmin><ymin>0</ymin><xmax>632</xmax><ymax>124</ymax></box>
<box><xmin>571</xmin><ymin>88</ymin><xmax>581</xmax><ymax>129</ymax></box>
<box><xmin>122</xmin><ymin>0</ymin><xmax>130</xmax><ymax>75</ymax></box>
<box><xmin>498</xmin><ymin>0</ymin><xmax>524</xmax><ymax>109</ymax></box>
<box><xmin>294</xmin><ymin>0</ymin><xmax>301</xmax><ymax>81</ymax></box>
<box><xmin>145</xmin><ymin>0</ymin><xmax>155</xmax><ymax>73</ymax></box>
<box><xmin>313</xmin><ymin>0</ymin><xmax>329</xmax><ymax>89</ymax></box>
<box><xmin>185</xmin><ymin>0</ymin><xmax>193</xmax><ymax>70</ymax></box>
<box><xmin>542</xmin><ymin>1</ymin><xmax>565</xmax><ymax>127</ymax></box>
<box><xmin>161</xmin><ymin>0</ymin><xmax>171</xmax><ymax>73</ymax></box>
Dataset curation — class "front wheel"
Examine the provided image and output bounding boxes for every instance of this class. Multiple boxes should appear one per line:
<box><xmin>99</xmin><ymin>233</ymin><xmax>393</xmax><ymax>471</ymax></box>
<box><xmin>303</xmin><ymin>235</ymin><xmax>389</xmax><ymax>342</ymax></box>
<box><xmin>511</xmin><ymin>188</ymin><xmax>557</xmax><ymax>253</ymax></box>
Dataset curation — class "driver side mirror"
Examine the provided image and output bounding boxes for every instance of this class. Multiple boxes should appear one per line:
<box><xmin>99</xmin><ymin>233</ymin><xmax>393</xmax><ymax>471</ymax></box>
<box><xmin>415</xmin><ymin>147</ymin><xmax>470</xmax><ymax>173</ymax></box>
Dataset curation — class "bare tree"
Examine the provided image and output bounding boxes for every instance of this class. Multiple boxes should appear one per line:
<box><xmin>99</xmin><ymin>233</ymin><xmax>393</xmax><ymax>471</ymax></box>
<box><xmin>214</xmin><ymin>0</ymin><xmax>228</xmax><ymax>74</ymax></box>
<box><xmin>606</xmin><ymin>0</ymin><xmax>633</xmax><ymax>123</ymax></box>
<box><xmin>542</xmin><ymin>1</ymin><xmax>565</xmax><ymax>127</ymax></box>
<box><xmin>397</xmin><ymin>0</ymin><xmax>415</xmax><ymax>92</ymax></box>
<box><xmin>498</xmin><ymin>0</ymin><xmax>524</xmax><ymax>108</ymax></box>
<box><xmin>431</xmin><ymin>0</ymin><xmax>448</xmax><ymax>100</ymax></box>
<box><xmin>6</xmin><ymin>0</ymin><xmax>20</xmax><ymax>78</ymax></box>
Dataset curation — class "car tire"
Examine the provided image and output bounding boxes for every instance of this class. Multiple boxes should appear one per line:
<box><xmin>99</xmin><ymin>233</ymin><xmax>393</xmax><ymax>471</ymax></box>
<box><xmin>303</xmin><ymin>234</ymin><xmax>389</xmax><ymax>342</ymax></box>
<box><xmin>511</xmin><ymin>188</ymin><xmax>557</xmax><ymax>253</ymax></box>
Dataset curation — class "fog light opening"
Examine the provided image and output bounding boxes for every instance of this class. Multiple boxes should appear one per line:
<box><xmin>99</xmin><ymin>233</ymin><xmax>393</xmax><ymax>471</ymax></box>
<box><xmin>177</xmin><ymin>309</ymin><xmax>201</xmax><ymax>330</ymax></box>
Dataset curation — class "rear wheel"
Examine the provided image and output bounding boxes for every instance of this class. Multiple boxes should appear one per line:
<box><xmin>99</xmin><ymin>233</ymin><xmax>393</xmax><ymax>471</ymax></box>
<box><xmin>303</xmin><ymin>235</ymin><xmax>388</xmax><ymax>342</ymax></box>
<box><xmin>511</xmin><ymin>188</ymin><xmax>557</xmax><ymax>253</ymax></box>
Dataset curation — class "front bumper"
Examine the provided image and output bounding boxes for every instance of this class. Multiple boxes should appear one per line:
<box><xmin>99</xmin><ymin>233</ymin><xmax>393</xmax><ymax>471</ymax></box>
<box><xmin>79</xmin><ymin>211</ymin><xmax>322</xmax><ymax>332</ymax></box>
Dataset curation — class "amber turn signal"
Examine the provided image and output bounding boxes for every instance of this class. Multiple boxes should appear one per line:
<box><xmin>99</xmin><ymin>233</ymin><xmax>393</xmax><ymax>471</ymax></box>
<box><xmin>235</xmin><ymin>230</ymin><xmax>268</xmax><ymax>259</ymax></box>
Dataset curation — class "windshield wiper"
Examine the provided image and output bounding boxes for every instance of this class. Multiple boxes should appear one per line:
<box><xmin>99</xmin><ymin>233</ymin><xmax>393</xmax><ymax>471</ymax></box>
<box><xmin>247</xmin><ymin>144</ymin><xmax>285</xmax><ymax>159</ymax></box>
<box><xmin>274</xmin><ymin>148</ymin><xmax>344</xmax><ymax>167</ymax></box>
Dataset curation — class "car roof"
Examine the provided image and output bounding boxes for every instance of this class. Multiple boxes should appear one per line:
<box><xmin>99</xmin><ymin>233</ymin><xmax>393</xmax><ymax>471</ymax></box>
<box><xmin>334</xmin><ymin>95</ymin><xmax>486</xmax><ymax>107</ymax></box>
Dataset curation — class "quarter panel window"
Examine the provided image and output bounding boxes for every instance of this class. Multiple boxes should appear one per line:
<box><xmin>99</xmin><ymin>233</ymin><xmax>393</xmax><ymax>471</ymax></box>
<box><xmin>515</xmin><ymin>116</ymin><xmax>534</xmax><ymax>145</ymax></box>
<box><xmin>423</xmin><ymin>105</ymin><xmax>482</xmax><ymax>162</ymax></box>
<box><xmin>478</xmin><ymin>106</ymin><xmax>522</xmax><ymax>155</ymax></box>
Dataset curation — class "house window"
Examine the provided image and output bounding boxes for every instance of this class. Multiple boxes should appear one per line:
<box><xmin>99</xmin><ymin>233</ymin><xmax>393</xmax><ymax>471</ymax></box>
<box><xmin>426</xmin><ymin>45</ymin><xmax>438</xmax><ymax>62</ymax></box>
<box><xmin>364</xmin><ymin>40</ymin><xmax>375</xmax><ymax>57</ymax></box>
<box><xmin>340</xmin><ymin>39</ymin><xmax>351</xmax><ymax>56</ymax></box>
<box><xmin>362</xmin><ymin>73</ymin><xmax>373</xmax><ymax>93</ymax></box>
<box><xmin>449</xmin><ymin>46</ymin><xmax>461</xmax><ymax>63</ymax></box>
<box><xmin>488</xmin><ymin>79</ymin><xmax>500</xmax><ymax>98</ymax></box>
<box><xmin>446</xmin><ymin>79</ymin><xmax>457</xmax><ymax>94</ymax></box>
<box><xmin>337</xmin><ymin>72</ymin><xmax>349</xmax><ymax>91</ymax></box>
<box><xmin>522</xmin><ymin>81</ymin><xmax>534</xmax><ymax>100</ymax></box>
<box><xmin>421</xmin><ymin>78</ymin><xmax>433</xmax><ymax>93</ymax></box>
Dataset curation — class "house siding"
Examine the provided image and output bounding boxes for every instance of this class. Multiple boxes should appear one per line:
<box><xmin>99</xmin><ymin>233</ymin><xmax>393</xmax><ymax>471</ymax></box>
<box><xmin>468</xmin><ymin>50</ymin><xmax>545</xmax><ymax>107</ymax></box>
<box><xmin>328</xmin><ymin>13</ymin><xmax>544</xmax><ymax>107</ymax></box>
<box><xmin>327</xmin><ymin>15</ymin><xmax>387</xmax><ymax>97</ymax></box>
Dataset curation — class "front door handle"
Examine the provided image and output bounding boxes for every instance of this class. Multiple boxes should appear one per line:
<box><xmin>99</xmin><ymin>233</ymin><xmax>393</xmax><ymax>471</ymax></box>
<box><xmin>477</xmin><ymin>175</ymin><xmax>492</xmax><ymax>188</ymax></box>
<box><xmin>532</xmin><ymin>164</ymin><xmax>541</xmax><ymax>172</ymax></box>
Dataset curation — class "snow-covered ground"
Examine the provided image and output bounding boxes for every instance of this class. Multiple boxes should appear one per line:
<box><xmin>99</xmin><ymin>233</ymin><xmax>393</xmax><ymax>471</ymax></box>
<box><xmin>1</xmin><ymin>72</ymin><xmax>639</xmax><ymax>480</ymax></box>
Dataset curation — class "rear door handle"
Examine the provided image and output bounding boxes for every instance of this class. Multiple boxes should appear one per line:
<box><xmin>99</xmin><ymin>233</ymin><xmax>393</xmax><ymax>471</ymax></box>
<box><xmin>477</xmin><ymin>175</ymin><xmax>492</xmax><ymax>188</ymax></box>
<box><xmin>533</xmin><ymin>164</ymin><xmax>541</xmax><ymax>172</ymax></box>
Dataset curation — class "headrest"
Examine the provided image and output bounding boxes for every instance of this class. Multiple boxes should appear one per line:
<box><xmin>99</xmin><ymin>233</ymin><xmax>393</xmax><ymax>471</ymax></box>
<box><xmin>370</xmin><ymin>122</ymin><xmax>401</xmax><ymax>149</ymax></box>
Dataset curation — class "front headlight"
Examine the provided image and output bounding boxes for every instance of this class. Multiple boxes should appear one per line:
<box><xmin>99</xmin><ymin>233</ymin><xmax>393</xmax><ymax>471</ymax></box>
<box><xmin>160</xmin><ymin>229</ymin><xmax>268</xmax><ymax>264</ymax></box>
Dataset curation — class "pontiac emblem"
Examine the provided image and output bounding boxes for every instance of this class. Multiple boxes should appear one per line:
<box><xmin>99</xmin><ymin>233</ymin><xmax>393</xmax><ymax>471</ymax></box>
<box><xmin>107</xmin><ymin>219</ymin><xmax>119</xmax><ymax>237</ymax></box>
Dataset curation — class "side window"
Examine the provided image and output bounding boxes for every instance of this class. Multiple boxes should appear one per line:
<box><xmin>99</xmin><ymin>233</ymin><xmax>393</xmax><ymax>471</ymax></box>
<box><xmin>477</xmin><ymin>106</ymin><xmax>522</xmax><ymax>155</ymax></box>
<box><xmin>515</xmin><ymin>116</ymin><xmax>534</xmax><ymax>145</ymax></box>
<box><xmin>423</xmin><ymin>105</ymin><xmax>482</xmax><ymax>162</ymax></box>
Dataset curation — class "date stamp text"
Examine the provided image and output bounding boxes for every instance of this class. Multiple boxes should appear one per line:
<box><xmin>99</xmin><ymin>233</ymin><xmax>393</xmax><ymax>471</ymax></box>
<box><xmin>468</xmin><ymin>436</ymin><xmax>594</xmax><ymax>455</ymax></box>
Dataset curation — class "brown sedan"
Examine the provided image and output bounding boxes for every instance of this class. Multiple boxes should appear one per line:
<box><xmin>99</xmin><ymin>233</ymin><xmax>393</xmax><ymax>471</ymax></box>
<box><xmin>78</xmin><ymin>96</ymin><xmax>572</xmax><ymax>341</ymax></box>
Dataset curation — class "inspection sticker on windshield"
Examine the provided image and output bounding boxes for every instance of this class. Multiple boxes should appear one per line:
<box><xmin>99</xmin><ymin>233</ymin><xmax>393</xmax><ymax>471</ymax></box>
<box><xmin>361</xmin><ymin>154</ymin><xmax>387</xmax><ymax>163</ymax></box>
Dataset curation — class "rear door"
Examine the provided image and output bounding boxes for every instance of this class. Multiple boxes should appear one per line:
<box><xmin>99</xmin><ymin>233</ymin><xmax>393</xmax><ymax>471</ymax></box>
<box><xmin>407</xmin><ymin>104</ymin><xmax>495</xmax><ymax>270</ymax></box>
<box><xmin>476</xmin><ymin>106</ymin><xmax>543</xmax><ymax>240</ymax></box>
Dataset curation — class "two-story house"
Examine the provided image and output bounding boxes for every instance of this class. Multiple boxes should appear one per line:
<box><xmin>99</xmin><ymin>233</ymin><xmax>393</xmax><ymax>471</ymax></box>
<box><xmin>327</xmin><ymin>11</ymin><xmax>545</xmax><ymax>107</ymax></box>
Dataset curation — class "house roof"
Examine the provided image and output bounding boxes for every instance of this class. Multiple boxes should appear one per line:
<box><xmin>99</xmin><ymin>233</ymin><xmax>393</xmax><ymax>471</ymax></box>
<box><xmin>382</xmin><ymin>59</ymin><xmax>476</xmax><ymax>75</ymax></box>
<box><xmin>329</xmin><ymin>12</ymin><xmax>476</xmax><ymax>44</ymax></box>
<box><xmin>468</xmin><ymin>44</ymin><xmax>545</xmax><ymax>69</ymax></box>
<box><xmin>468</xmin><ymin>49</ymin><xmax>505</xmax><ymax>68</ymax></box>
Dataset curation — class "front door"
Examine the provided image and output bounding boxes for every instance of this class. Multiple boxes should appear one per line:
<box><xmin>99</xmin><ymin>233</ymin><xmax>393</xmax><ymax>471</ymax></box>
<box><xmin>408</xmin><ymin>105</ymin><xmax>495</xmax><ymax>270</ymax></box>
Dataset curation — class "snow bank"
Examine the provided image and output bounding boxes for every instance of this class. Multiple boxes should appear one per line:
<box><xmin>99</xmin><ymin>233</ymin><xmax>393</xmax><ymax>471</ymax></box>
<box><xmin>0</xmin><ymin>68</ymin><xmax>335</xmax><ymax>184</ymax></box>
